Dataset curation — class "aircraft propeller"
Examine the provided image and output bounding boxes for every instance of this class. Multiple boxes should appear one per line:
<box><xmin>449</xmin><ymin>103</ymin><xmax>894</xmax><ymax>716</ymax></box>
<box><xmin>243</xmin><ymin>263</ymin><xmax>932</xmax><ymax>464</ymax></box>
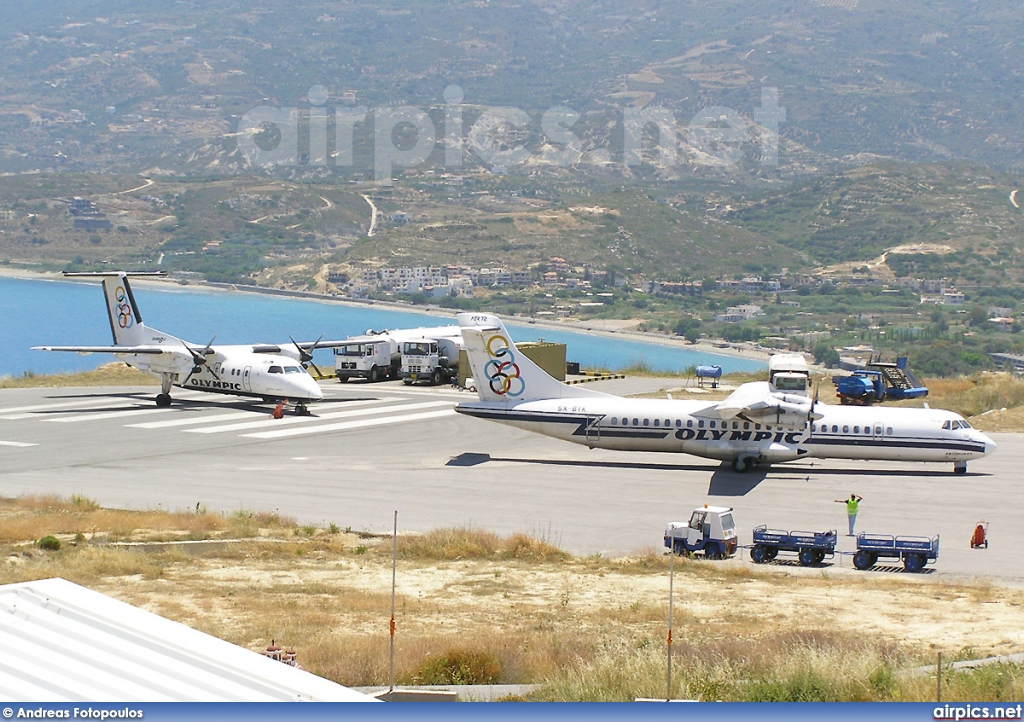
<box><xmin>291</xmin><ymin>334</ymin><xmax>325</xmax><ymax>379</ymax></box>
<box><xmin>807</xmin><ymin>383</ymin><xmax>820</xmax><ymax>430</ymax></box>
<box><xmin>182</xmin><ymin>336</ymin><xmax>220</xmax><ymax>382</ymax></box>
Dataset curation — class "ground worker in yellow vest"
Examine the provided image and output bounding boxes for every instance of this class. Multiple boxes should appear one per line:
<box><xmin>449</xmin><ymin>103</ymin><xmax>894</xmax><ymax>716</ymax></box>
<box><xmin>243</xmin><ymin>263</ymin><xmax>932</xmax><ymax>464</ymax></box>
<box><xmin>835</xmin><ymin>493</ymin><xmax>863</xmax><ymax>536</ymax></box>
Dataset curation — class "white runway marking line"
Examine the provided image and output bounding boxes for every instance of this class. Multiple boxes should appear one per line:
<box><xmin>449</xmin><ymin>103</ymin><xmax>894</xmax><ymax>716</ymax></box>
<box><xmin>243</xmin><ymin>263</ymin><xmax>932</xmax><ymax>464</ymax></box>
<box><xmin>0</xmin><ymin>440</ymin><xmax>38</xmax><ymax>447</ymax></box>
<box><xmin>243</xmin><ymin>408</ymin><xmax>457</xmax><ymax>439</ymax></box>
<box><xmin>46</xmin><ymin>406</ymin><xmax>179</xmax><ymax>423</ymax></box>
<box><xmin>132</xmin><ymin>396</ymin><xmax>394</xmax><ymax>430</ymax></box>
<box><xmin>0</xmin><ymin>389</ymin><xmax>217</xmax><ymax>420</ymax></box>
<box><xmin>127</xmin><ymin>410</ymin><xmax>263</xmax><ymax>429</ymax></box>
<box><xmin>184</xmin><ymin>399</ymin><xmax>444</xmax><ymax>435</ymax></box>
<box><xmin>0</xmin><ymin>397</ymin><xmax>147</xmax><ymax>419</ymax></box>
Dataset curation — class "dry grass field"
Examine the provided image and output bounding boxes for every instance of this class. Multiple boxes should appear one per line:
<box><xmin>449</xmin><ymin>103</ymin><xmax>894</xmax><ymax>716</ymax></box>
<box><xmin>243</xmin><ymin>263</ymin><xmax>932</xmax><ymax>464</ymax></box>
<box><xmin>3</xmin><ymin>495</ymin><xmax>1024</xmax><ymax>702</ymax></box>
<box><xmin>0</xmin><ymin>362</ymin><xmax>157</xmax><ymax>389</ymax></box>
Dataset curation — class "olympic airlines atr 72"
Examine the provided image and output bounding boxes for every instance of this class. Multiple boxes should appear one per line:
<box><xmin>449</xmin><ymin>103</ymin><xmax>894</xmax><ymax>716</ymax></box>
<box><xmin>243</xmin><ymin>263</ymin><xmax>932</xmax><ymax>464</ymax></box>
<box><xmin>455</xmin><ymin>313</ymin><xmax>995</xmax><ymax>474</ymax></box>
<box><xmin>33</xmin><ymin>271</ymin><xmax>333</xmax><ymax>413</ymax></box>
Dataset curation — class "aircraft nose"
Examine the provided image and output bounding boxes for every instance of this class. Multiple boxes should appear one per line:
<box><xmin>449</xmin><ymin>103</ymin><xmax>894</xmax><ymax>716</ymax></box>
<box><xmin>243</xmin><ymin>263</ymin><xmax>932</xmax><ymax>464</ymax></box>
<box><xmin>305</xmin><ymin>375</ymin><xmax>324</xmax><ymax>400</ymax></box>
<box><xmin>974</xmin><ymin>430</ymin><xmax>996</xmax><ymax>455</ymax></box>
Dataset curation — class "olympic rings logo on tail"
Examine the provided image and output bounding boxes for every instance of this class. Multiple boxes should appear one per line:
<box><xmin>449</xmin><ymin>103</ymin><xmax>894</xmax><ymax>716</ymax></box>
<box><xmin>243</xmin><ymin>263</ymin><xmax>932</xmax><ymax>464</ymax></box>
<box><xmin>483</xmin><ymin>334</ymin><xmax>524</xmax><ymax>397</ymax></box>
<box><xmin>114</xmin><ymin>285</ymin><xmax>134</xmax><ymax>329</ymax></box>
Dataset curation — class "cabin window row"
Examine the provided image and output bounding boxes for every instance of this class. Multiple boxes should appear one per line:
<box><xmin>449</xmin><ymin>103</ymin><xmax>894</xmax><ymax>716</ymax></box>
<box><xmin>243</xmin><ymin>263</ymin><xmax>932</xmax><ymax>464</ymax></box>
<box><xmin>609</xmin><ymin>417</ymin><xmax>683</xmax><ymax>428</ymax></box>
<box><xmin>811</xmin><ymin>424</ymin><xmax>894</xmax><ymax>436</ymax></box>
<box><xmin>608</xmin><ymin>418</ymin><xmax>785</xmax><ymax>431</ymax></box>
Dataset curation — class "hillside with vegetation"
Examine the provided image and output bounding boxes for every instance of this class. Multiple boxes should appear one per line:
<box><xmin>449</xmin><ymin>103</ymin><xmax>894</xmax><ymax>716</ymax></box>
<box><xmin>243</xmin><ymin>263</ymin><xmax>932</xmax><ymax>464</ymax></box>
<box><xmin>2</xmin><ymin>2</ymin><xmax>1024</xmax><ymax>373</ymax></box>
<box><xmin>726</xmin><ymin>162</ymin><xmax>1024</xmax><ymax>278</ymax></box>
<box><xmin>2</xmin><ymin>1</ymin><xmax>1024</xmax><ymax>177</ymax></box>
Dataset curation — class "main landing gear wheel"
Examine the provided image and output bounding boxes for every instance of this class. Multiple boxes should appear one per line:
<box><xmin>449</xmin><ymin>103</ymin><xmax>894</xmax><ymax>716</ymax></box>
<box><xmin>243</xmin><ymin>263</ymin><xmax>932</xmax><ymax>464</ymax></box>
<box><xmin>155</xmin><ymin>393</ymin><xmax>172</xmax><ymax>407</ymax></box>
<box><xmin>732</xmin><ymin>457</ymin><xmax>755</xmax><ymax>473</ymax></box>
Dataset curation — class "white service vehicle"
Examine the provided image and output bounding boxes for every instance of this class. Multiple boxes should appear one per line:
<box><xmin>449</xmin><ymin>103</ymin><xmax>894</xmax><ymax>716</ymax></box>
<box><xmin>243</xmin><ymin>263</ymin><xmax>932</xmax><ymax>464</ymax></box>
<box><xmin>334</xmin><ymin>334</ymin><xmax>399</xmax><ymax>383</ymax></box>
<box><xmin>768</xmin><ymin>352</ymin><xmax>811</xmax><ymax>396</ymax></box>
<box><xmin>401</xmin><ymin>335</ymin><xmax>463</xmax><ymax>386</ymax></box>
<box><xmin>333</xmin><ymin>326</ymin><xmax>461</xmax><ymax>383</ymax></box>
<box><xmin>664</xmin><ymin>506</ymin><xmax>738</xmax><ymax>559</ymax></box>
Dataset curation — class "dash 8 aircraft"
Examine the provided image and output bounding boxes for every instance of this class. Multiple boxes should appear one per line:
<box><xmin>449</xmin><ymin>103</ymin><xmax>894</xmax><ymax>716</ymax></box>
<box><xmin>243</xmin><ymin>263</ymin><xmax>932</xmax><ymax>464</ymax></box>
<box><xmin>33</xmin><ymin>271</ymin><xmax>331</xmax><ymax>413</ymax></box>
<box><xmin>455</xmin><ymin>313</ymin><xmax>995</xmax><ymax>474</ymax></box>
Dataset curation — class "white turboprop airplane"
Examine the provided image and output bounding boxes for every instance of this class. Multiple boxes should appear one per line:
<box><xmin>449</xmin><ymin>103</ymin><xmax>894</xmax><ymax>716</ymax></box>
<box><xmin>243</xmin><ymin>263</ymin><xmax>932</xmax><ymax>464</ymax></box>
<box><xmin>33</xmin><ymin>271</ymin><xmax>330</xmax><ymax>413</ymax></box>
<box><xmin>455</xmin><ymin>313</ymin><xmax>995</xmax><ymax>475</ymax></box>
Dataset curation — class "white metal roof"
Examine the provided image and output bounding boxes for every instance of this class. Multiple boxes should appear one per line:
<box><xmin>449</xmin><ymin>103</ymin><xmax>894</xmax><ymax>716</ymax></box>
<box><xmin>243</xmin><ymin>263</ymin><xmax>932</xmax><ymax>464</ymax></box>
<box><xmin>0</xmin><ymin>578</ymin><xmax>376</xmax><ymax>702</ymax></box>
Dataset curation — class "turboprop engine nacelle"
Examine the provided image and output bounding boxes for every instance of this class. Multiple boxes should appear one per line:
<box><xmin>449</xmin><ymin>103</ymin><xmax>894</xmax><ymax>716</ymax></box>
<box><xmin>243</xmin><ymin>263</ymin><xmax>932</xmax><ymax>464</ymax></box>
<box><xmin>740</xmin><ymin>397</ymin><xmax>821</xmax><ymax>428</ymax></box>
<box><xmin>759</xmin><ymin>442</ymin><xmax>806</xmax><ymax>463</ymax></box>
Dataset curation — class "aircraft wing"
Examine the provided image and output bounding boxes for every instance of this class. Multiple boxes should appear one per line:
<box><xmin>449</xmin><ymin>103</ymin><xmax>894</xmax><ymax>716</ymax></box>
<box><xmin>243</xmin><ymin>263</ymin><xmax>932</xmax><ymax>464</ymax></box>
<box><xmin>715</xmin><ymin>382</ymin><xmax>774</xmax><ymax>419</ymax></box>
<box><xmin>714</xmin><ymin>381</ymin><xmax>820</xmax><ymax>425</ymax></box>
<box><xmin>249</xmin><ymin>340</ymin><xmax>354</xmax><ymax>355</ymax></box>
<box><xmin>31</xmin><ymin>344</ymin><xmax>166</xmax><ymax>355</ymax></box>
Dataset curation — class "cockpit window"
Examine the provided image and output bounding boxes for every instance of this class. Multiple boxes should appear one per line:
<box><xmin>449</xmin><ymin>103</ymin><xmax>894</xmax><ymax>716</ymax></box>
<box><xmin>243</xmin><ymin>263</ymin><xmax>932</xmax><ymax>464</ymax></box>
<box><xmin>944</xmin><ymin>419</ymin><xmax>971</xmax><ymax>430</ymax></box>
<box><xmin>284</xmin><ymin>366</ymin><xmax>303</xmax><ymax>374</ymax></box>
<box><xmin>268</xmin><ymin>366</ymin><xmax>283</xmax><ymax>374</ymax></box>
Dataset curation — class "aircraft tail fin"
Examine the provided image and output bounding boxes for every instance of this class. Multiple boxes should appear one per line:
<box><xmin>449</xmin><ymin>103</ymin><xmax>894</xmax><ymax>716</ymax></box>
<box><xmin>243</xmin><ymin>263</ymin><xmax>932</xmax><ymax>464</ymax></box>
<box><xmin>456</xmin><ymin>313</ymin><xmax>608</xmax><ymax>403</ymax></box>
<box><xmin>64</xmin><ymin>271</ymin><xmax>166</xmax><ymax>346</ymax></box>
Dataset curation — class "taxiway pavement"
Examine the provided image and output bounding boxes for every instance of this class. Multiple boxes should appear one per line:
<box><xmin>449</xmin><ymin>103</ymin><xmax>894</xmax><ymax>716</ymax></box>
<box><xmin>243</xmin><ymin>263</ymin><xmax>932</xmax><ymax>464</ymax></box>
<box><xmin>1</xmin><ymin>380</ymin><xmax>1019</xmax><ymax>582</ymax></box>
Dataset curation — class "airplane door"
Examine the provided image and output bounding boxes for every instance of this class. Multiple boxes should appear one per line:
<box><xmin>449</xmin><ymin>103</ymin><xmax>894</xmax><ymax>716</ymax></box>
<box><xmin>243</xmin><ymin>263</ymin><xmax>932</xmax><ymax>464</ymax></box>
<box><xmin>242</xmin><ymin>366</ymin><xmax>252</xmax><ymax>392</ymax></box>
<box><xmin>871</xmin><ymin>421</ymin><xmax>885</xmax><ymax>442</ymax></box>
<box><xmin>585</xmin><ymin>415</ymin><xmax>603</xmax><ymax>446</ymax></box>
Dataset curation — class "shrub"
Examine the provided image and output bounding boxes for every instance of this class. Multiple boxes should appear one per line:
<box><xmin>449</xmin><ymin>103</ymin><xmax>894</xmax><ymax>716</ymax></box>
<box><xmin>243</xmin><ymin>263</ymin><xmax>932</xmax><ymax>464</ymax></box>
<box><xmin>415</xmin><ymin>648</ymin><xmax>502</xmax><ymax>685</ymax></box>
<box><xmin>37</xmin><ymin>535</ymin><xmax>61</xmax><ymax>551</ymax></box>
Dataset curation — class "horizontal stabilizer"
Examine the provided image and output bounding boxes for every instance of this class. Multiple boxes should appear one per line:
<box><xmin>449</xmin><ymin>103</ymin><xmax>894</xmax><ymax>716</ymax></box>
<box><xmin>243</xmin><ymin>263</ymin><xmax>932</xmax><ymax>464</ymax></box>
<box><xmin>31</xmin><ymin>344</ymin><xmax>165</xmax><ymax>355</ymax></box>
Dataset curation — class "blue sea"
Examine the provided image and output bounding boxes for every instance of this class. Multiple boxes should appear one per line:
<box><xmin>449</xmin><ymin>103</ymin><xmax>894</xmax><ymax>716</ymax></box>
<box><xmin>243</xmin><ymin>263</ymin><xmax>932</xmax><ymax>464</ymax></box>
<box><xmin>0</xmin><ymin>276</ymin><xmax>765</xmax><ymax>377</ymax></box>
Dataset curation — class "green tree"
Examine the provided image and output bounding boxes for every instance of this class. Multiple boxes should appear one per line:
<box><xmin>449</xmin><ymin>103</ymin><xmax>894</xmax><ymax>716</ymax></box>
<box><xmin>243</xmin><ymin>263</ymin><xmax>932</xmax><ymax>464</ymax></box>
<box><xmin>812</xmin><ymin>341</ymin><xmax>840</xmax><ymax>368</ymax></box>
<box><xmin>673</xmin><ymin>317</ymin><xmax>703</xmax><ymax>340</ymax></box>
